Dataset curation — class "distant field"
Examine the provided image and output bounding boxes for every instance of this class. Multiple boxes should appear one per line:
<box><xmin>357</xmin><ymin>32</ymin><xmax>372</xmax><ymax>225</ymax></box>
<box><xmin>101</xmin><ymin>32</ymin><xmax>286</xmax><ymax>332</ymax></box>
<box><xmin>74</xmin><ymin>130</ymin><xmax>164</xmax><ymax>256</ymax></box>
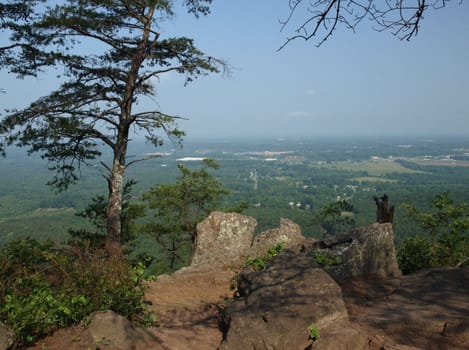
<box><xmin>350</xmin><ymin>176</ymin><xmax>398</xmax><ymax>183</ymax></box>
<box><xmin>314</xmin><ymin>159</ymin><xmax>424</xmax><ymax>176</ymax></box>
<box><xmin>399</xmin><ymin>158</ymin><xmax>469</xmax><ymax>168</ymax></box>
<box><xmin>0</xmin><ymin>208</ymin><xmax>91</xmax><ymax>245</ymax></box>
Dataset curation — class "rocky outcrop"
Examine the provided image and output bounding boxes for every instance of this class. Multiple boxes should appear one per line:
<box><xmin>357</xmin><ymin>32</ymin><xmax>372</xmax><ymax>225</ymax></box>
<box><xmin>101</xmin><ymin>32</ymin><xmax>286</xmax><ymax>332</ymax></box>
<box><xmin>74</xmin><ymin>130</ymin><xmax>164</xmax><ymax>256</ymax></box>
<box><xmin>85</xmin><ymin>311</ymin><xmax>152</xmax><ymax>349</ymax></box>
<box><xmin>0</xmin><ymin>322</ymin><xmax>14</xmax><ymax>350</ymax></box>
<box><xmin>220</xmin><ymin>222</ymin><xmax>402</xmax><ymax>350</ymax></box>
<box><xmin>192</xmin><ymin>212</ymin><xmax>309</xmax><ymax>269</ymax></box>
<box><xmin>192</xmin><ymin>212</ymin><xmax>400</xmax><ymax>281</ymax></box>
<box><xmin>24</xmin><ymin>214</ymin><xmax>469</xmax><ymax>350</ymax></box>
<box><xmin>248</xmin><ymin>217</ymin><xmax>307</xmax><ymax>258</ymax></box>
<box><xmin>160</xmin><ymin>218</ymin><xmax>402</xmax><ymax>349</ymax></box>
<box><xmin>307</xmin><ymin>222</ymin><xmax>401</xmax><ymax>281</ymax></box>
<box><xmin>221</xmin><ymin>249</ymin><xmax>368</xmax><ymax>350</ymax></box>
<box><xmin>191</xmin><ymin>211</ymin><xmax>257</xmax><ymax>269</ymax></box>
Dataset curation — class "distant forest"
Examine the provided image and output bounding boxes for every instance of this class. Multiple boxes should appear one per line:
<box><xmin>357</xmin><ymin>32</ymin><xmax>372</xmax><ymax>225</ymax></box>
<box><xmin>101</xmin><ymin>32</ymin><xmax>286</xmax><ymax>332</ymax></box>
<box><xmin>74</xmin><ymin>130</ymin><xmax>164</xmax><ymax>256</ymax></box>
<box><xmin>2</xmin><ymin>137</ymin><xmax>469</xmax><ymax>246</ymax></box>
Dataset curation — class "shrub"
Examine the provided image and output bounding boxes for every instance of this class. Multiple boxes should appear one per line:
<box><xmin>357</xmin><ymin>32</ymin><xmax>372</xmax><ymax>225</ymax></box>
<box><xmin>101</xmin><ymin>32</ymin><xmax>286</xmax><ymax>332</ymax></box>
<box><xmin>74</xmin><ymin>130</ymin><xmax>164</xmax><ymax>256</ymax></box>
<box><xmin>400</xmin><ymin>193</ymin><xmax>469</xmax><ymax>273</ymax></box>
<box><xmin>0</xmin><ymin>239</ymin><xmax>153</xmax><ymax>347</ymax></box>
<box><xmin>397</xmin><ymin>235</ymin><xmax>433</xmax><ymax>274</ymax></box>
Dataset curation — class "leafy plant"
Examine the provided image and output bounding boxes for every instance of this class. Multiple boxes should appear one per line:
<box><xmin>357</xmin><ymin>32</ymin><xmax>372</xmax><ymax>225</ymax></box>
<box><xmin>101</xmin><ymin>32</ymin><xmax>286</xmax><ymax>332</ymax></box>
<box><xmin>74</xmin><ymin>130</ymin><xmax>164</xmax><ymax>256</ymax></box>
<box><xmin>399</xmin><ymin>192</ymin><xmax>469</xmax><ymax>273</ymax></box>
<box><xmin>313</xmin><ymin>252</ymin><xmax>343</xmax><ymax>268</ymax></box>
<box><xmin>308</xmin><ymin>323</ymin><xmax>320</xmax><ymax>341</ymax></box>
<box><xmin>69</xmin><ymin>180</ymin><xmax>145</xmax><ymax>249</ymax></box>
<box><xmin>246</xmin><ymin>243</ymin><xmax>285</xmax><ymax>271</ymax></box>
<box><xmin>0</xmin><ymin>239</ymin><xmax>153</xmax><ymax>346</ymax></box>
<box><xmin>397</xmin><ymin>235</ymin><xmax>433</xmax><ymax>274</ymax></box>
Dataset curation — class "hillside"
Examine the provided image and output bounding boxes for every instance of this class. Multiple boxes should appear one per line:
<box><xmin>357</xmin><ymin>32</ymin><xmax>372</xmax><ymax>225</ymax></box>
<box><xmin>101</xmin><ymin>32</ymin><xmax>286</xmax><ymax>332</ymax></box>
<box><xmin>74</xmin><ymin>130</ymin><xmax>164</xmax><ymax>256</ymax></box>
<box><xmin>22</xmin><ymin>214</ymin><xmax>469</xmax><ymax>350</ymax></box>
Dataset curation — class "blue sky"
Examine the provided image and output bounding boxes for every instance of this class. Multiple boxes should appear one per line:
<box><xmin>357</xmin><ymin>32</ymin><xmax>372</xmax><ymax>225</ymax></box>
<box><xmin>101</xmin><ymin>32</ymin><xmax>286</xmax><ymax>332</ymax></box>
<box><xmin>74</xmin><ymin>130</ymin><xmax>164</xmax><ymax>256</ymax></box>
<box><xmin>1</xmin><ymin>1</ymin><xmax>468</xmax><ymax>140</ymax></box>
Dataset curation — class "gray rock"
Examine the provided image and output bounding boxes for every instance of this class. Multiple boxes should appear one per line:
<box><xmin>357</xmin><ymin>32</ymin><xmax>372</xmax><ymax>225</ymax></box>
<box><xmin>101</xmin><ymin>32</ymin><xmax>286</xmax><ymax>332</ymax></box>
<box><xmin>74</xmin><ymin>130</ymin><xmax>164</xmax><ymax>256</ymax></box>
<box><xmin>192</xmin><ymin>211</ymin><xmax>257</xmax><ymax>269</ymax></box>
<box><xmin>220</xmin><ymin>223</ymin><xmax>403</xmax><ymax>350</ymax></box>
<box><xmin>308</xmin><ymin>223</ymin><xmax>401</xmax><ymax>280</ymax></box>
<box><xmin>86</xmin><ymin>310</ymin><xmax>151</xmax><ymax>350</ymax></box>
<box><xmin>221</xmin><ymin>250</ymin><xmax>367</xmax><ymax>350</ymax></box>
<box><xmin>248</xmin><ymin>217</ymin><xmax>307</xmax><ymax>258</ymax></box>
<box><xmin>0</xmin><ymin>322</ymin><xmax>14</xmax><ymax>350</ymax></box>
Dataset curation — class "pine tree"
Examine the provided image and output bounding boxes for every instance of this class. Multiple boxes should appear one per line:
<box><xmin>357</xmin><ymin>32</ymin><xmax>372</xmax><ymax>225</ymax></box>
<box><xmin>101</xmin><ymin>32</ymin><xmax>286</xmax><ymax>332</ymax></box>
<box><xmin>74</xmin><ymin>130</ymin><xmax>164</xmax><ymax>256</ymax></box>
<box><xmin>0</xmin><ymin>0</ymin><xmax>223</xmax><ymax>255</ymax></box>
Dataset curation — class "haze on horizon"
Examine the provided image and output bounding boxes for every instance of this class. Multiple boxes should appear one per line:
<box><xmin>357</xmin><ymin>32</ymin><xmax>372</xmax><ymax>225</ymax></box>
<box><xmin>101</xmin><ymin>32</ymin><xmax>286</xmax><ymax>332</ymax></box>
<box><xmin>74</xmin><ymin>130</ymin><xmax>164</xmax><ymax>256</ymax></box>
<box><xmin>1</xmin><ymin>1</ymin><xmax>468</xmax><ymax>141</ymax></box>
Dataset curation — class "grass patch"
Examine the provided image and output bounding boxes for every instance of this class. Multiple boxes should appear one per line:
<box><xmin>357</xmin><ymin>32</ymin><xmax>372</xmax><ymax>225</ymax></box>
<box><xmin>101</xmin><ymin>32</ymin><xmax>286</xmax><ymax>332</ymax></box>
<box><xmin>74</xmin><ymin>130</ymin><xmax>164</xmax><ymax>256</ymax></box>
<box><xmin>0</xmin><ymin>209</ymin><xmax>93</xmax><ymax>246</ymax></box>
<box><xmin>403</xmin><ymin>158</ymin><xmax>469</xmax><ymax>167</ymax></box>
<box><xmin>315</xmin><ymin>160</ymin><xmax>423</xmax><ymax>176</ymax></box>
<box><xmin>350</xmin><ymin>176</ymin><xmax>398</xmax><ymax>183</ymax></box>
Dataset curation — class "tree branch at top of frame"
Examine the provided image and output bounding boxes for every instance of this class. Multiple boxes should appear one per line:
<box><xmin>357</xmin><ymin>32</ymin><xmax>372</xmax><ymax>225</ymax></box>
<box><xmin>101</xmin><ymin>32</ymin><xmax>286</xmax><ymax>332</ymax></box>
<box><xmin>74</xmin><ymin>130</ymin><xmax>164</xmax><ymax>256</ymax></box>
<box><xmin>278</xmin><ymin>0</ymin><xmax>459</xmax><ymax>50</ymax></box>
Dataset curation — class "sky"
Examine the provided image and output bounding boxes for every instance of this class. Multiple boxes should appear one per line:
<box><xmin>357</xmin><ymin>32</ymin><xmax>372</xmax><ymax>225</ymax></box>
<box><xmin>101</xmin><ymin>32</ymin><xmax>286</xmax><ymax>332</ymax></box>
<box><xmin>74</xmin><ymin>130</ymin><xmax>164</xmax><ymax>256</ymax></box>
<box><xmin>1</xmin><ymin>0</ymin><xmax>469</xmax><ymax>141</ymax></box>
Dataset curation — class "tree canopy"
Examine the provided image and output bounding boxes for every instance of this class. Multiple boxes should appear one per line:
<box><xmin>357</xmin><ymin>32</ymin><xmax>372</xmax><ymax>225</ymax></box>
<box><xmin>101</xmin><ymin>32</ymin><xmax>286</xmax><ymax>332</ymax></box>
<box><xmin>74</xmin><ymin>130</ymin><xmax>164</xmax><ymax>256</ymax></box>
<box><xmin>0</xmin><ymin>0</ymin><xmax>223</xmax><ymax>255</ymax></box>
<box><xmin>143</xmin><ymin>158</ymin><xmax>231</xmax><ymax>270</ymax></box>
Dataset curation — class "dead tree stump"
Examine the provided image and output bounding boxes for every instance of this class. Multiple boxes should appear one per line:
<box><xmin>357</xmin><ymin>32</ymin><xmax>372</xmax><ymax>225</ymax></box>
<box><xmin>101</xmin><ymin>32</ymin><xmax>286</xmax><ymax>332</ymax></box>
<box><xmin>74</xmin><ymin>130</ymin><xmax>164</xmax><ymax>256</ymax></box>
<box><xmin>373</xmin><ymin>194</ymin><xmax>394</xmax><ymax>223</ymax></box>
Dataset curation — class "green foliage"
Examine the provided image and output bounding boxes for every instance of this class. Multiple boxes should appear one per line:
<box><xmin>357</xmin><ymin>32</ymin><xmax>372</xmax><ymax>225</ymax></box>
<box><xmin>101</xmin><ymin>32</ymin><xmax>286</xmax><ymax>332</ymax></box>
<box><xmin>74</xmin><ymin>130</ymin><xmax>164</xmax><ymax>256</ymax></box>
<box><xmin>313</xmin><ymin>199</ymin><xmax>355</xmax><ymax>236</ymax></box>
<box><xmin>1</xmin><ymin>0</ymin><xmax>225</xmax><ymax>256</ymax></box>
<box><xmin>312</xmin><ymin>252</ymin><xmax>343</xmax><ymax>268</ymax></box>
<box><xmin>0</xmin><ymin>239</ymin><xmax>153</xmax><ymax>346</ymax></box>
<box><xmin>245</xmin><ymin>243</ymin><xmax>285</xmax><ymax>271</ymax></box>
<box><xmin>0</xmin><ymin>0</ymin><xmax>223</xmax><ymax>190</ymax></box>
<box><xmin>308</xmin><ymin>323</ymin><xmax>320</xmax><ymax>341</ymax></box>
<box><xmin>142</xmin><ymin>158</ymin><xmax>232</xmax><ymax>274</ymax></box>
<box><xmin>4</xmin><ymin>139</ymin><xmax>469</xmax><ymax>244</ymax></box>
<box><xmin>398</xmin><ymin>192</ymin><xmax>469</xmax><ymax>273</ymax></box>
<box><xmin>397</xmin><ymin>235</ymin><xmax>433</xmax><ymax>274</ymax></box>
<box><xmin>69</xmin><ymin>180</ymin><xmax>145</xmax><ymax>248</ymax></box>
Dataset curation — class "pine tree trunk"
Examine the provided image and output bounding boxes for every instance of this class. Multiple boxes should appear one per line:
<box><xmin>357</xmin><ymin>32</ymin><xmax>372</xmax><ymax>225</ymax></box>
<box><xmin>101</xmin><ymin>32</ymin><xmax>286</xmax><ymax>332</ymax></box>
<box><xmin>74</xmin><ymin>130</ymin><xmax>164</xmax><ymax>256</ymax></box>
<box><xmin>105</xmin><ymin>158</ymin><xmax>125</xmax><ymax>256</ymax></box>
<box><xmin>104</xmin><ymin>9</ymin><xmax>151</xmax><ymax>256</ymax></box>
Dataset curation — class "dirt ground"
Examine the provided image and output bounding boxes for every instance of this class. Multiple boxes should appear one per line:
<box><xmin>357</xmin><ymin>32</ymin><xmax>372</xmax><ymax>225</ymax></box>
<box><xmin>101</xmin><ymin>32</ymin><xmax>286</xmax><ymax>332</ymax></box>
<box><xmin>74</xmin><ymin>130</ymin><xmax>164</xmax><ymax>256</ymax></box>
<box><xmin>341</xmin><ymin>267</ymin><xmax>469</xmax><ymax>350</ymax></box>
<box><xmin>28</xmin><ymin>266</ymin><xmax>469</xmax><ymax>350</ymax></box>
<box><xmin>28</xmin><ymin>267</ymin><xmax>235</xmax><ymax>350</ymax></box>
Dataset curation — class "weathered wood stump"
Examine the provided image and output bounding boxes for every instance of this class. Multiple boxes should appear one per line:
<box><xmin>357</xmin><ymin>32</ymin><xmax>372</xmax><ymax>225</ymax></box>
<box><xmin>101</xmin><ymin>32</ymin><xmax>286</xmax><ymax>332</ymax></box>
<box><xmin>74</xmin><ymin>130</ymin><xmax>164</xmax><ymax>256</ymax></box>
<box><xmin>373</xmin><ymin>194</ymin><xmax>394</xmax><ymax>223</ymax></box>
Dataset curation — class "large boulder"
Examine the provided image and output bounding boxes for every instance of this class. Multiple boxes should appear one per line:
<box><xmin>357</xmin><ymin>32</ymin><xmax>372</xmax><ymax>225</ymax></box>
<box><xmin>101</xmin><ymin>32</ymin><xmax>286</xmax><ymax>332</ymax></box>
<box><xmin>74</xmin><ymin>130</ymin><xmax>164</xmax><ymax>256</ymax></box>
<box><xmin>85</xmin><ymin>310</ymin><xmax>152</xmax><ymax>349</ymax></box>
<box><xmin>221</xmin><ymin>249</ymin><xmax>368</xmax><ymax>350</ymax></box>
<box><xmin>0</xmin><ymin>322</ymin><xmax>14</xmax><ymax>350</ymax></box>
<box><xmin>307</xmin><ymin>223</ymin><xmax>401</xmax><ymax>281</ymax></box>
<box><xmin>220</xmin><ymin>223</ymin><xmax>403</xmax><ymax>349</ymax></box>
<box><xmin>248</xmin><ymin>217</ymin><xmax>307</xmax><ymax>258</ymax></box>
<box><xmin>192</xmin><ymin>213</ymin><xmax>308</xmax><ymax>270</ymax></box>
<box><xmin>191</xmin><ymin>211</ymin><xmax>257</xmax><ymax>269</ymax></box>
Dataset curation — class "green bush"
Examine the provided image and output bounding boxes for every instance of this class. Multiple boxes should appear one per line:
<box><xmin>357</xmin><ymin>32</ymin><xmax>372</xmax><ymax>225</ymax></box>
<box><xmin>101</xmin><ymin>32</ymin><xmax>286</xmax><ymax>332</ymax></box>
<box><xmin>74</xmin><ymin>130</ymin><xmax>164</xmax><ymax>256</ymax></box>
<box><xmin>0</xmin><ymin>239</ymin><xmax>153</xmax><ymax>347</ymax></box>
<box><xmin>399</xmin><ymin>193</ymin><xmax>469</xmax><ymax>274</ymax></box>
<box><xmin>397</xmin><ymin>235</ymin><xmax>433</xmax><ymax>274</ymax></box>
